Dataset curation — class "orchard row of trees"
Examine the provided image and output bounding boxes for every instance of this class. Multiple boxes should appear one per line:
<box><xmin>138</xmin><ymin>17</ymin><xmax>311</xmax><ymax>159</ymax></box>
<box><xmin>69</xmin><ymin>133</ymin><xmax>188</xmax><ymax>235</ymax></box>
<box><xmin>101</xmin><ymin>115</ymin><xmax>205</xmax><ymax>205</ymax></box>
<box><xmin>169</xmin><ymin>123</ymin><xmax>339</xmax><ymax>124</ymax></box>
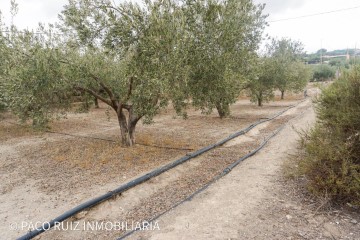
<box><xmin>249</xmin><ymin>38</ymin><xmax>310</xmax><ymax>106</ymax></box>
<box><xmin>0</xmin><ymin>0</ymin><xmax>310</xmax><ymax>146</ymax></box>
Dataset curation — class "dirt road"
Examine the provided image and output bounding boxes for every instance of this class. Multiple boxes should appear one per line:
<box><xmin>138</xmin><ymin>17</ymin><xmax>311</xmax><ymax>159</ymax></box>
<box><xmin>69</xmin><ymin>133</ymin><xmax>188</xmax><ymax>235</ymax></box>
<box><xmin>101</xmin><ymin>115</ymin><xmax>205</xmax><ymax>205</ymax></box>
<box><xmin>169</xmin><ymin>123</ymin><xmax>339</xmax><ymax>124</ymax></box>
<box><xmin>129</xmin><ymin>104</ymin><xmax>360</xmax><ymax>240</ymax></box>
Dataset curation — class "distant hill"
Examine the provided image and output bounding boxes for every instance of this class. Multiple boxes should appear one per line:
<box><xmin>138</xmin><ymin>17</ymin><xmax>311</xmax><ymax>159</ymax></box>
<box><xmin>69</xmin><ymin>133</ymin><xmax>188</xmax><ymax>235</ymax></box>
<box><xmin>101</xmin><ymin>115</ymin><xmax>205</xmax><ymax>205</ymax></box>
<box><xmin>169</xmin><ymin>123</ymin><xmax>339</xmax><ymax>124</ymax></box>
<box><xmin>325</xmin><ymin>49</ymin><xmax>360</xmax><ymax>56</ymax></box>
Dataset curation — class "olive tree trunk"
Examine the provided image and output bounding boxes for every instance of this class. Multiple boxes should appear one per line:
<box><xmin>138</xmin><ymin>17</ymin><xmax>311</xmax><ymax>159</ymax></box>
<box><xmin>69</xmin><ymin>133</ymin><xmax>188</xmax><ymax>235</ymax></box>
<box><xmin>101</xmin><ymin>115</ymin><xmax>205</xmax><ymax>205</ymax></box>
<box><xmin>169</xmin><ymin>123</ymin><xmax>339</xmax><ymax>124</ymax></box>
<box><xmin>257</xmin><ymin>92</ymin><xmax>263</xmax><ymax>107</ymax></box>
<box><xmin>116</xmin><ymin>106</ymin><xmax>141</xmax><ymax>147</ymax></box>
<box><xmin>280</xmin><ymin>90</ymin><xmax>285</xmax><ymax>100</ymax></box>
<box><xmin>75</xmin><ymin>86</ymin><xmax>142</xmax><ymax>147</ymax></box>
<box><xmin>94</xmin><ymin>97</ymin><xmax>99</xmax><ymax>108</ymax></box>
<box><xmin>216</xmin><ymin>103</ymin><xmax>230</xmax><ymax>118</ymax></box>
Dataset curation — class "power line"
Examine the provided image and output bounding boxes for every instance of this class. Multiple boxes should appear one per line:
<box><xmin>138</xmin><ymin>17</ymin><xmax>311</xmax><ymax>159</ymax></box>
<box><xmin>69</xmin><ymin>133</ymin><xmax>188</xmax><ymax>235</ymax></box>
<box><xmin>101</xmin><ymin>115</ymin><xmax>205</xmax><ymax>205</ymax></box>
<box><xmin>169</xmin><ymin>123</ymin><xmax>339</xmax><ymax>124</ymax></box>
<box><xmin>268</xmin><ymin>5</ymin><xmax>360</xmax><ymax>23</ymax></box>
<box><xmin>0</xmin><ymin>30</ymin><xmax>64</xmax><ymax>35</ymax></box>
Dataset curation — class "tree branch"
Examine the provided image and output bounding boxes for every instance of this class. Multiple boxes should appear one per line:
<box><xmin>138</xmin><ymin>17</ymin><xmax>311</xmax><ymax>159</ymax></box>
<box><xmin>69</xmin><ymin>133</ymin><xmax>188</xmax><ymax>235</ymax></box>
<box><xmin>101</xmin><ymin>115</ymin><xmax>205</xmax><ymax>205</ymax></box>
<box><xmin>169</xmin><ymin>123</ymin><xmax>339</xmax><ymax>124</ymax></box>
<box><xmin>129</xmin><ymin>107</ymin><xmax>142</xmax><ymax>126</ymax></box>
<box><xmin>75</xmin><ymin>86</ymin><xmax>112</xmax><ymax>107</ymax></box>
<box><xmin>62</xmin><ymin>58</ymin><xmax>119</xmax><ymax>109</ymax></box>
<box><xmin>122</xmin><ymin>104</ymin><xmax>131</xmax><ymax>111</ymax></box>
<box><xmin>86</xmin><ymin>73</ymin><xmax>117</xmax><ymax>104</ymax></box>
<box><xmin>125</xmin><ymin>76</ymin><xmax>134</xmax><ymax>102</ymax></box>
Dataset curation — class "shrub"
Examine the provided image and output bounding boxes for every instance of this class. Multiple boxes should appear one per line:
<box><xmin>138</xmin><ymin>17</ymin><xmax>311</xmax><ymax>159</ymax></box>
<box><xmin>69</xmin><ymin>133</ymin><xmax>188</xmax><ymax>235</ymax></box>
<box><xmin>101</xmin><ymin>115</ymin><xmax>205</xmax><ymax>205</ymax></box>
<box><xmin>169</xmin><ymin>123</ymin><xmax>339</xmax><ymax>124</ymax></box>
<box><xmin>312</xmin><ymin>64</ymin><xmax>336</xmax><ymax>81</ymax></box>
<box><xmin>298</xmin><ymin>66</ymin><xmax>360</xmax><ymax>206</ymax></box>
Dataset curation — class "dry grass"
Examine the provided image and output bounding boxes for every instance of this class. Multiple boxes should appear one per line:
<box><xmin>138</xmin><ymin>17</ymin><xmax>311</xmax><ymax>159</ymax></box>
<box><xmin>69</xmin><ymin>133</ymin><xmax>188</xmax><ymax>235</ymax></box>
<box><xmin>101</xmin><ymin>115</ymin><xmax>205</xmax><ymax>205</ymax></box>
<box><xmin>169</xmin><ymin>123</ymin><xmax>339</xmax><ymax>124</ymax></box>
<box><xmin>137</xmin><ymin>132</ymin><xmax>196</xmax><ymax>150</ymax></box>
<box><xmin>17</xmin><ymin>136</ymin><xmax>186</xmax><ymax>195</ymax></box>
<box><xmin>282</xmin><ymin>152</ymin><xmax>340</xmax><ymax>214</ymax></box>
<box><xmin>282</xmin><ymin>151</ymin><xmax>303</xmax><ymax>180</ymax></box>
<box><xmin>0</xmin><ymin>122</ymin><xmax>40</xmax><ymax>141</ymax></box>
<box><xmin>273</xmin><ymin>95</ymin><xmax>303</xmax><ymax>101</ymax></box>
<box><xmin>47</xmin><ymin>139</ymin><xmax>168</xmax><ymax>170</ymax></box>
<box><xmin>45</xmin><ymin>130</ymin><xmax>196</xmax><ymax>172</ymax></box>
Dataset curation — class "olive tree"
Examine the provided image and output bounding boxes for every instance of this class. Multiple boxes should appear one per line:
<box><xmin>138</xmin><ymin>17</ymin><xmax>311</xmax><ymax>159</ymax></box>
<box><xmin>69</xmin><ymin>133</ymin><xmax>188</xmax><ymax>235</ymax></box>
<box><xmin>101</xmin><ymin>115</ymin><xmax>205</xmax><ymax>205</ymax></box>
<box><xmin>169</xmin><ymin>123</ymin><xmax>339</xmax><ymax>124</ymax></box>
<box><xmin>249</xmin><ymin>57</ymin><xmax>276</xmax><ymax>106</ymax></box>
<box><xmin>286</xmin><ymin>60</ymin><xmax>311</xmax><ymax>93</ymax></box>
<box><xmin>268</xmin><ymin>38</ymin><xmax>308</xmax><ymax>99</ymax></box>
<box><xmin>1</xmin><ymin>0</ymin><xmax>190</xmax><ymax>146</ymax></box>
<box><xmin>248</xmin><ymin>39</ymin><xmax>310</xmax><ymax>105</ymax></box>
<box><xmin>184</xmin><ymin>0</ymin><xmax>266</xmax><ymax>118</ymax></box>
<box><xmin>0</xmin><ymin>28</ymin><xmax>74</xmax><ymax>126</ymax></box>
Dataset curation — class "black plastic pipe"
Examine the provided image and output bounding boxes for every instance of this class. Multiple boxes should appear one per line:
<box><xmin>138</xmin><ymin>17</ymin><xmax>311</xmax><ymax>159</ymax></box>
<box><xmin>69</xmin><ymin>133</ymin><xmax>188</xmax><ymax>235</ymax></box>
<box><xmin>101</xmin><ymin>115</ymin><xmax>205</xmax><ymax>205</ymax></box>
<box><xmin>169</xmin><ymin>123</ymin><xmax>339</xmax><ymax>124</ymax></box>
<box><xmin>17</xmin><ymin>100</ymin><xmax>306</xmax><ymax>240</ymax></box>
<box><xmin>117</xmin><ymin>125</ymin><xmax>287</xmax><ymax>240</ymax></box>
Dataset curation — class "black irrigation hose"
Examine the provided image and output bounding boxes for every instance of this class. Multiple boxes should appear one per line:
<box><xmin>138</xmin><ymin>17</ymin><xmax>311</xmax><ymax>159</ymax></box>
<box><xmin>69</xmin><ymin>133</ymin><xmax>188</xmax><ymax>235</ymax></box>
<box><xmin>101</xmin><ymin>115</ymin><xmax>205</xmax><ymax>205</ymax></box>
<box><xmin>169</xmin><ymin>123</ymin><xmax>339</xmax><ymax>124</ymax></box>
<box><xmin>117</xmin><ymin>125</ymin><xmax>287</xmax><ymax>240</ymax></box>
<box><xmin>135</xmin><ymin>143</ymin><xmax>194</xmax><ymax>151</ymax></box>
<box><xmin>2</xmin><ymin>120</ymin><xmax>117</xmax><ymax>143</ymax></box>
<box><xmin>45</xmin><ymin>130</ymin><xmax>117</xmax><ymax>143</ymax></box>
<box><xmin>3</xmin><ymin>121</ymin><xmax>193</xmax><ymax>150</ymax></box>
<box><xmin>16</xmin><ymin>99</ymin><xmax>307</xmax><ymax>240</ymax></box>
<box><xmin>45</xmin><ymin>131</ymin><xmax>194</xmax><ymax>151</ymax></box>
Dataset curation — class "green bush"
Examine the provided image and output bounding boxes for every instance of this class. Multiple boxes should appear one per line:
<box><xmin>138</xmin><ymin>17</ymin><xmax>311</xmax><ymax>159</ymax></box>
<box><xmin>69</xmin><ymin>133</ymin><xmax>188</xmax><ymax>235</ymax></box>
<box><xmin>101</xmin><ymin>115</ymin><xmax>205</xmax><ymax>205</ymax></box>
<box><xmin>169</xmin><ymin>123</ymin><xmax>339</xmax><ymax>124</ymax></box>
<box><xmin>312</xmin><ymin>64</ymin><xmax>336</xmax><ymax>81</ymax></box>
<box><xmin>299</xmin><ymin>66</ymin><xmax>360</xmax><ymax>206</ymax></box>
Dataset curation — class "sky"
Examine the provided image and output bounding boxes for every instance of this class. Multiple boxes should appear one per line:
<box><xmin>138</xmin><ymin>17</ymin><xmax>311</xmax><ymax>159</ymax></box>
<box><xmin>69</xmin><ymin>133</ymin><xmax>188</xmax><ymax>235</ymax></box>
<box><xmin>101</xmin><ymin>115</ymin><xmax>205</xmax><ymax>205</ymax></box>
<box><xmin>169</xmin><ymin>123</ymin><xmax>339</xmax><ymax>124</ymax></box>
<box><xmin>0</xmin><ymin>0</ymin><xmax>360</xmax><ymax>53</ymax></box>
<box><xmin>255</xmin><ymin>0</ymin><xmax>360</xmax><ymax>53</ymax></box>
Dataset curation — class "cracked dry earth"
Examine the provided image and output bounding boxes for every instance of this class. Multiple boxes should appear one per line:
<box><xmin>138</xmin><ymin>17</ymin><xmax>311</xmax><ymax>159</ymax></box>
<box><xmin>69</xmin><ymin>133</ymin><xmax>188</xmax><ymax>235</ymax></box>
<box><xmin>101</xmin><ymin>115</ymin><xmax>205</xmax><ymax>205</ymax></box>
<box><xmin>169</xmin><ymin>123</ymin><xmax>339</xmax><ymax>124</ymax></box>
<box><xmin>1</xmin><ymin>90</ymin><xmax>359</xmax><ymax>240</ymax></box>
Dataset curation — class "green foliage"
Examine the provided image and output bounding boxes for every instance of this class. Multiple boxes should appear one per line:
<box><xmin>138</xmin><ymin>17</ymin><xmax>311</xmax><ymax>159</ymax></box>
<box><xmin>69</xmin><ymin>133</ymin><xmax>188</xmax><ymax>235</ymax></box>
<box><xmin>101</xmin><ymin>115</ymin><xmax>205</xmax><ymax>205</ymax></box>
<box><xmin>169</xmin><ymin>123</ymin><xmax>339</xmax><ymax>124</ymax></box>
<box><xmin>285</xmin><ymin>61</ymin><xmax>311</xmax><ymax>93</ymax></box>
<box><xmin>305</xmin><ymin>55</ymin><xmax>321</xmax><ymax>64</ymax></box>
<box><xmin>0</xmin><ymin>79</ymin><xmax>6</xmax><ymax>112</ymax></box>
<box><xmin>0</xmin><ymin>0</ymin><xmax>265</xmax><ymax>144</ymax></box>
<box><xmin>60</xmin><ymin>0</ymin><xmax>191</xmax><ymax>118</ymax></box>
<box><xmin>316</xmin><ymin>48</ymin><xmax>327</xmax><ymax>55</ymax></box>
<box><xmin>249</xmin><ymin>38</ymin><xmax>309</xmax><ymax>105</ymax></box>
<box><xmin>0</xmin><ymin>0</ymin><xmax>191</xmax><ymax>144</ymax></box>
<box><xmin>312</xmin><ymin>64</ymin><xmax>336</xmax><ymax>81</ymax></box>
<box><xmin>249</xmin><ymin>57</ymin><xmax>275</xmax><ymax>106</ymax></box>
<box><xmin>0</xmin><ymin>29</ymin><xmax>73</xmax><ymax>127</ymax></box>
<box><xmin>0</xmin><ymin>26</ymin><xmax>8</xmax><ymax>112</ymax></box>
<box><xmin>0</xmin><ymin>74</ymin><xmax>6</xmax><ymax>113</ymax></box>
<box><xmin>329</xmin><ymin>58</ymin><xmax>351</xmax><ymax>69</ymax></box>
<box><xmin>184</xmin><ymin>0</ymin><xmax>266</xmax><ymax>117</ymax></box>
<box><xmin>268</xmin><ymin>38</ymin><xmax>309</xmax><ymax>98</ymax></box>
<box><xmin>329</xmin><ymin>59</ymin><xmax>341</xmax><ymax>67</ymax></box>
<box><xmin>298</xmin><ymin>66</ymin><xmax>360</xmax><ymax>206</ymax></box>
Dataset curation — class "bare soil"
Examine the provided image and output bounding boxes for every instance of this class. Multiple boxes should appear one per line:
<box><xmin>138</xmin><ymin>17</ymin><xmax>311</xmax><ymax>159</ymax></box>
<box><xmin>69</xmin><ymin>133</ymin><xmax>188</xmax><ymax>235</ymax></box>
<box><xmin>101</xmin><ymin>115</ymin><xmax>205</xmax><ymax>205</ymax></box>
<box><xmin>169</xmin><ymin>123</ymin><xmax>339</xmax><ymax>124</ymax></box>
<box><xmin>1</xmin><ymin>88</ymin><xmax>358</xmax><ymax>240</ymax></box>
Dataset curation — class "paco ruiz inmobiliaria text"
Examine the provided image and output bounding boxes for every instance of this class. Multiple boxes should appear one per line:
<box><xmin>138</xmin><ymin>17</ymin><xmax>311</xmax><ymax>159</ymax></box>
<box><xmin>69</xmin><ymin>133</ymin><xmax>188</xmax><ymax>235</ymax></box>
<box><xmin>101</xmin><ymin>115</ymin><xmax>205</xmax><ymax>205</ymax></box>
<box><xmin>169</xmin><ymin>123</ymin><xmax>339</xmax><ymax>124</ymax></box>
<box><xmin>11</xmin><ymin>220</ymin><xmax>160</xmax><ymax>232</ymax></box>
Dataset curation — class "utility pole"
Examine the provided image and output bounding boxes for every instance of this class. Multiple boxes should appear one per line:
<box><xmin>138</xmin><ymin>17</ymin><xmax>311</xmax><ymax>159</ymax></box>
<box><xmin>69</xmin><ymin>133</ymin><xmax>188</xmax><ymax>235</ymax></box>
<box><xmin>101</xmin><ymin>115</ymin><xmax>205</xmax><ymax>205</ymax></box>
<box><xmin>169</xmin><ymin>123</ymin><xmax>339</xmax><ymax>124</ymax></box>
<box><xmin>320</xmin><ymin>39</ymin><xmax>323</xmax><ymax>64</ymax></box>
<box><xmin>355</xmin><ymin>43</ymin><xmax>357</xmax><ymax>65</ymax></box>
